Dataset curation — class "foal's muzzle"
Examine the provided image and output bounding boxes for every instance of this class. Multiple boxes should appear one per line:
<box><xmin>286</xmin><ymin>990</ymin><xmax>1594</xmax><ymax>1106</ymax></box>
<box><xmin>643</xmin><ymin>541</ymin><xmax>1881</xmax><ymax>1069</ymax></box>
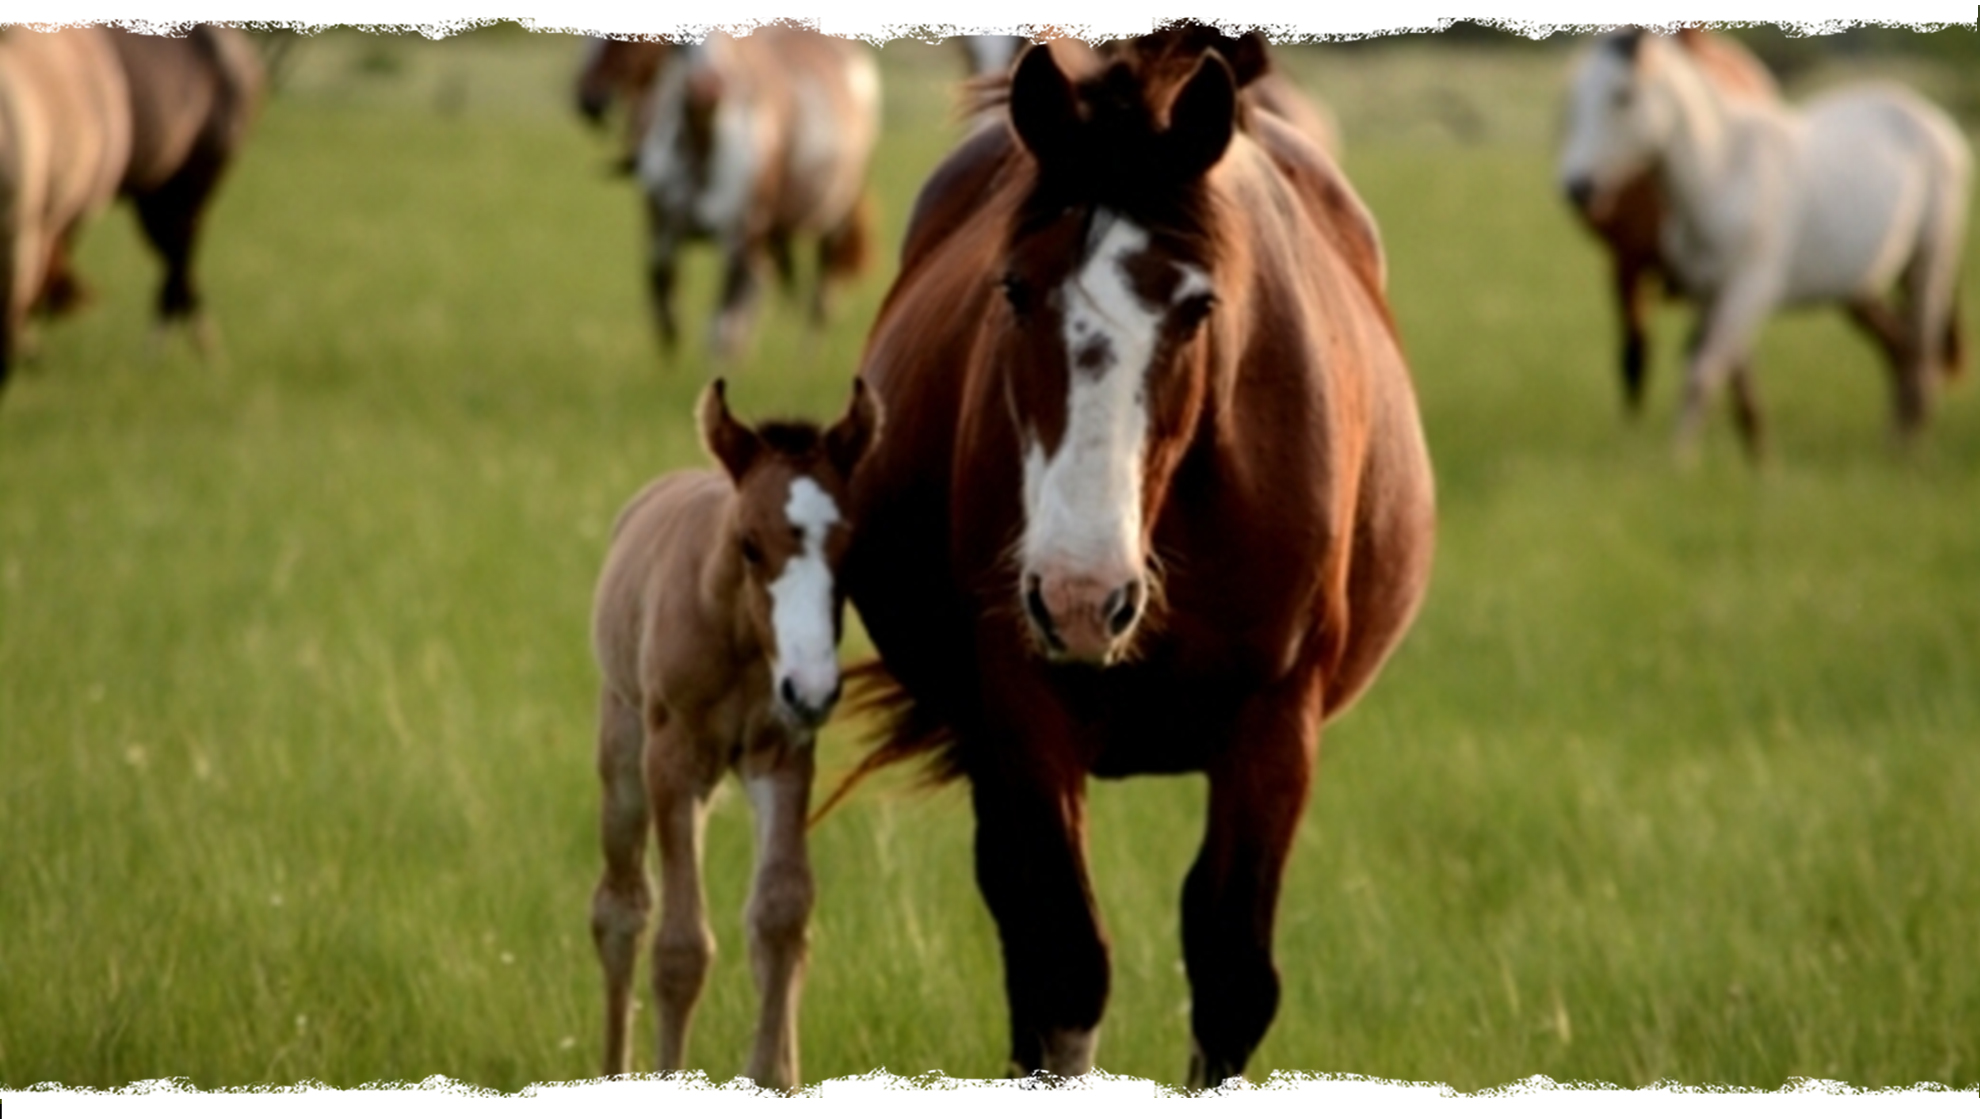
<box><xmin>777</xmin><ymin>675</ymin><xmax>842</xmax><ymax>730</ymax></box>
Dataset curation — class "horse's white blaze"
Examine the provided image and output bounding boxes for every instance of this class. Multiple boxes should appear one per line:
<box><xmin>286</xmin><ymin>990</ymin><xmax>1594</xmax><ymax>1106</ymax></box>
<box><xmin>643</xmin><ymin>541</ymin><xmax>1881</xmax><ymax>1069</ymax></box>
<box><xmin>1020</xmin><ymin>214</ymin><xmax>1160</xmax><ymax>583</ymax></box>
<box><xmin>768</xmin><ymin>476</ymin><xmax>841</xmax><ymax>713</ymax></box>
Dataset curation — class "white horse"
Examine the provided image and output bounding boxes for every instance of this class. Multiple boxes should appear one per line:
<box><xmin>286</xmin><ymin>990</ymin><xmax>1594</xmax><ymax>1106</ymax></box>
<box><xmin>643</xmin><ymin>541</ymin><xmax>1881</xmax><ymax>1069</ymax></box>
<box><xmin>1559</xmin><ymin>29</ymin><xmax>1971</xmax><ymax>456</ymax></box>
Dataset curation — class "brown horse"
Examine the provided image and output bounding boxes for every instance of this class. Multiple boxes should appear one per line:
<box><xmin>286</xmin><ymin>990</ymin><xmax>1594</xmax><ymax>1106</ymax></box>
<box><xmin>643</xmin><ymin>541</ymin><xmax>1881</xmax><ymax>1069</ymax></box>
<box><xmin>574</xmin><ymin>36</ymin><xmax>667</xmax><ymax>173</ymax></box>
<box><xmin>833</xmin><ymin>30</ymin><xmax>1434</xmax><ymax>1086</ymax></box>
<box><xmin>1564</xmin><ymin>27</ymin><xmax>1777</xmax><ymax>412</ymax></box>
<box><xmin>0</xmin><ymin>25</ymin><xmax>131</xmax><ymax>386</ymax></box>
<box><xmin>633</xmin><ymin>29</ymin><xmax>879</xmax><ymax>360</ymax></box>
<box><xmin>589</xmin><ymin>379</ymin><xmax>880</xmax><ymax>1089</ymax></box>
<box><xmin>100</xmin><ymin>25</ymin><xmax>265</xmax><ymax>343</ymax></box>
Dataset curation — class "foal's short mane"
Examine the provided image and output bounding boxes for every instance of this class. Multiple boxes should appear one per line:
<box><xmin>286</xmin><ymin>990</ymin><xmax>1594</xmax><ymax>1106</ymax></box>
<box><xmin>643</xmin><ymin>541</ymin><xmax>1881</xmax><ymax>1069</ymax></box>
<box><xmin>753</xmin><ymin>421</ymin><xmax>827</xmax><ymax>458</ymax></box>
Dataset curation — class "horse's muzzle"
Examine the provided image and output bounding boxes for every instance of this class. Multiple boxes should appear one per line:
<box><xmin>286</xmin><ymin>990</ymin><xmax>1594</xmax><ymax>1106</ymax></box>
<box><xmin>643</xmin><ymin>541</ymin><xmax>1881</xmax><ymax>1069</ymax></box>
<box><xmin>1023</xmin><ymin>569</ymin><xmax>1145</xmax><ymax>665</ymax></box>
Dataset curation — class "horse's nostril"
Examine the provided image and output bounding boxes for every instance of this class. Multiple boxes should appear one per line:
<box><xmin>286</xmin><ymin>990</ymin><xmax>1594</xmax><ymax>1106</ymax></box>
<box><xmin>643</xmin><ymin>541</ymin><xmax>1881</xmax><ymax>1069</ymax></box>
<box><xmin>1565</xmin><ymin>176</ymin><xmax>1595</xmax><ymax>210</ymax></box>
<box><xmin>825</xmin><ymin>680</ymin><xmax>843</xmax><ymax>710</ymax></box>
<box><xmin>1104</xmin><ymin>580</ymin><xmax>1142</xmax><ymax>638</ymax></box>
<box><xmin>780</xmin><ymin>677</ymin><xmax>800</xmax><ymax>710</ymax></box>
<box><xmin>1023</xmin><ymin>575</ymin><xmax>1064</xmax><ymax>651</ymax></box>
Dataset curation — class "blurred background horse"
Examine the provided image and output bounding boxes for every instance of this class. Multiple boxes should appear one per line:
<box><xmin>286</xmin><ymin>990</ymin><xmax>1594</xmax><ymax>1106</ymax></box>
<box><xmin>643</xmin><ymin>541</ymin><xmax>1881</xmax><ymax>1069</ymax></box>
<box><xmin>630</xmin><ymin>29</ymin><xmax>879</xmax><ymax>361</ymax></box>
<box><xmin>1560</xmin><ymin>27</ymin><xmax>1778</xmax><ymax>412</ymax></box>
<box><xmin>0</xmin><ymin>26</ymin><xmax>129</xmax><ymax>386</ymax></box>
<box><xmin>1560</xmin><ymin>28</ymin><xmax>1971</xmax><ymax>456</ymax></box>
<box><xmin>100</xmin><ymin>25</ymin><xmax>265</xmax><ymax>351</ymax></box>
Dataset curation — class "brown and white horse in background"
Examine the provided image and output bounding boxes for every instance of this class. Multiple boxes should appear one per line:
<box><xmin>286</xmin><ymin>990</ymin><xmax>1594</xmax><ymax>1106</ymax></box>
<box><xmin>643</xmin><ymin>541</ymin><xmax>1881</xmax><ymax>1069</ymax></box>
<box><xmin>590</xmin><ymin>380</ymin><xmax>879</xmax><ymax>1089</ymax></box>
<box><xmin>634</xmin><ymin>29</ymin><xmax>880</xmax><ymax>360</ymax></box>
<box><xmin>832</xmin><ymin>29</ymin><xmax>1433</xmax><ymax>1086</ymax></box>
<box><xmin>1563</xmin><ymin>27</ymin><xmax>1777</xmax><ymax>413</ymax></box>
<box><xmin>575</xmin><ymin>36</ymin><xmax>667</xmax><ymax>173</ymax></box>
<box><xmin>0</xmin><ymin>26</ymin><xmax>130</xmax><ymax>387</ymax></box>
<box><xmin>1561</xmin><ymin>29</ymin><xmax>1971</xmax><ymax>456</ymax></box>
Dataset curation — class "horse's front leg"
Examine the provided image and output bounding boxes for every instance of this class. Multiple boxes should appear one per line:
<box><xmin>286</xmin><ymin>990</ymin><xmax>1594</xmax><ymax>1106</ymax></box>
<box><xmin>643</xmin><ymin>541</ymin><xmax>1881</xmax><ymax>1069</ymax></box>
<box><xmin>1614</xmin><ymin>254</ymin><xmax>1653</xmax><ymax>413</ymax></box>
<box><xmin>644</xmin><ymin>209</ymin><xmax>682</xmax><ymax>352</ymax></box>
<box><xmin>737</xmin><ymin>738</ymin><xmax>817</xmax><ymax>1090</ymax></box>
<box><xmin>591</xmin><ymin>688</ymin><xmax>653</xmax><ymax>1076</ymax></box>
<box><xmin>1182</xmin><ymin>673</ymin><xmax>1323</xmax><ymax>1089</ymax></box>
<box><xmin>970</xmin><ymin>701</ymin><xmax>1108</xmax><ymax>1078</ymax></box>
<box><xmin>710</xmin><ymin>241</ymin><xmax>763</xmax><ymax>361</ymax></box>
<box><xmin>1676</xmin><ymin>273</ymin><xmax>1778</xmax><ymax>460</ymax></box>
<box><xmin>646</xmin><ymin>717</ymin><xmax>718</xmax><ymax>1073</ymax></box>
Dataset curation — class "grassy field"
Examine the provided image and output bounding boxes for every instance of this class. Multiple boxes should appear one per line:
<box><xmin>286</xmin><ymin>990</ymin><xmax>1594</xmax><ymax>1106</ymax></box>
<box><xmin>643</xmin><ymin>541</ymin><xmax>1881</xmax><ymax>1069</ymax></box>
<box><xmin>3</xmin><ymin>27</ymin><xmax>1979</xmax><ymax>1093</ymax></box>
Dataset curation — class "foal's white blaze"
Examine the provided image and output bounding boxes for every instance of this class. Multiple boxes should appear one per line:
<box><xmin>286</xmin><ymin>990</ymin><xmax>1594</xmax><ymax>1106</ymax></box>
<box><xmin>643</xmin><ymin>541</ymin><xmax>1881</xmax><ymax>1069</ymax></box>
<box><xmin>1020</xmin><ymin>214</ymin><xmax>1161</xmax><ymax>586</ymax></box>
<box><xmin>768</xmin><ymin>475</ymin><xmax>841</xmax><ymax>720</ymax></box>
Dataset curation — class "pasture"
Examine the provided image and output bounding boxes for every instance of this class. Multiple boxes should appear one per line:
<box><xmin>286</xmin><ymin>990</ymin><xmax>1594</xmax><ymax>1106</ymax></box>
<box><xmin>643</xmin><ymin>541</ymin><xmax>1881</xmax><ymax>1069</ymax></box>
<box><xmin>2</xmin><ymin>26</ymin><xmax>1978</xmax><ymax>1093</ymax></box>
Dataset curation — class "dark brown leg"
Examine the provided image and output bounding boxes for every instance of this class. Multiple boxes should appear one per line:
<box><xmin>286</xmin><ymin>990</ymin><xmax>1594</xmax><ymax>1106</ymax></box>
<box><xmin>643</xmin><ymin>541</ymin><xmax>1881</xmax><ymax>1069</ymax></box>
<box><xmin>1728</xmin><ymin>362</ymin><xmax>1766</xmax><ymax>464</ymax></box>
<box><xmin>132</xmin><ymin>148</ymin><xmax>228</xmax><ymax>324</ymax></box>
<box><xmin>1616</xmin><ymin>257</ymin><xmax>1651</xmax><ymax>413</ymax></box>
<box><xmin>967</xmin><ymin>685</ymin><xmax>1108</xmax><ymax>1078</ymax></box>
<box><xmin>1182</xmin><ymin>673</ymin><xmax>1321</xmax><ymax>1088</ymax></box>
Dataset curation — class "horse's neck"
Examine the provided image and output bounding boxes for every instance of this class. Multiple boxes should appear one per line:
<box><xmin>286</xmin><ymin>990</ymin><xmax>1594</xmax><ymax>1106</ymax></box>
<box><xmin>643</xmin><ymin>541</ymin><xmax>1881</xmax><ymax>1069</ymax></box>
<box><xmin>1653</xmin><ymin>48</ymin><xmax>1746</xmax><ymax>207</ymax></box>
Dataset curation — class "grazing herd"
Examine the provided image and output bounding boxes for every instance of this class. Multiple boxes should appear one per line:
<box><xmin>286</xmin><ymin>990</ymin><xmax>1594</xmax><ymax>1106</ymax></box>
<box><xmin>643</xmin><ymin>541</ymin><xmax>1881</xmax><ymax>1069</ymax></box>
<box><xmin>2</xmin><ymin>19</ymin><xmax>1970</xmax><ymax>1091</ymax></box>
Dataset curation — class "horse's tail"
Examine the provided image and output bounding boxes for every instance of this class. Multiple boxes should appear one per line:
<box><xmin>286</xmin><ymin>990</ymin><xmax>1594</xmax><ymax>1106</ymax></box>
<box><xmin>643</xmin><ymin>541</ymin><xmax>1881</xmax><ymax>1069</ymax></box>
<box><xmin>820</xmin><ymin>192</ymin><xmax>873</xmax><ymax>285</ymax></box>
<box><xmin>806</xmin><ymin>656</ymin><xmax>962</xmax><ymax>830</ymax></box>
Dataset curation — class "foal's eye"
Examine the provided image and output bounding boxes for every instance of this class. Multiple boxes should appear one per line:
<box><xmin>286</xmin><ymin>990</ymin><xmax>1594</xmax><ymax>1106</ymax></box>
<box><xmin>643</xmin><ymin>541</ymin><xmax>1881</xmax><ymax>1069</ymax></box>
<box><xmin>739</xmin><ymin>538</ymin><xmax>765</xmax><ymax>568</ymax></box>
<box><xmin>1000</xmin><ymin>272</ymin><xmax>1032</xmax><ymax>314</ymax></box>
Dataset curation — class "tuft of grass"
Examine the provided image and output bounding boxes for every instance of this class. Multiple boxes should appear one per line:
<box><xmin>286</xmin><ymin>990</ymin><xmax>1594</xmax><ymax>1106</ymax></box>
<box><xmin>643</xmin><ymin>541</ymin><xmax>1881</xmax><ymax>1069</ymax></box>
<box><xmin>3</xmin><ymin>27</ymin><xmax>1978</xmax><ymax>1093</ymax></box>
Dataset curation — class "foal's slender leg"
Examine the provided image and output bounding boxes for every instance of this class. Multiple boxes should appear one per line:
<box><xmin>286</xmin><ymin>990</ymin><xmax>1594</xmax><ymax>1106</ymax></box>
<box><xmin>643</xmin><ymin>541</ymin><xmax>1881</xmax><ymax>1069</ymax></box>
<box><xmin>591</xmin><ymin>688</ymin><xmax>653</xmax><ymax>1076</ymax></box>
<box><xmin>1181</xmin><ymin>676</ymin><xmax>1322</xmax><ymax>1090</ymax></box>
<box><xmin>647</xmin><ymin>719</ymin><xmax>718</xmax><ymax>1073</ymax></box>
<box><xmin>970</xmin><ymin>709</ymin><xmax>1109</xmax><ymax>1078</ymax></box>
<box><xmin>738</xmin><ymin>740</ymin><xmax>817</xmax><ymax>1090</ymax></box>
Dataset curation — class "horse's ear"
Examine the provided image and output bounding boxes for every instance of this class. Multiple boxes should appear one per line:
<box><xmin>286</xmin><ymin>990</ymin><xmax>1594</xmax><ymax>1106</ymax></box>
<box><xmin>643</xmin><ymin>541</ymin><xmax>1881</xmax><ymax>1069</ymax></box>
<box><xmin>1610</xmin><ymin>27</ymin><xmax>1646</xmax><ymax>63</ymax></box>
<box><xmin>1164</xmin><ymin>51</ymin><xmax>1238</xmax><ymax>181</ymax></box>
<box><xmin>1010</xmin><ymin>43</ymin><xmax>1081</xmax><ymax>170</ymax></box>
<box><xmin>825</xmin><ymin>377</ymin><xmax>883</xmax><ymax>480</ymax></box>
<box><xmin>698</xmin><ymin>378</ymin><xmax>760</xmax><ymax>482</ymax></box>
<box><xmin>1222</xmin><ymin>31</ymin><xmax>1271</xmax><ymax>87</ymax></box>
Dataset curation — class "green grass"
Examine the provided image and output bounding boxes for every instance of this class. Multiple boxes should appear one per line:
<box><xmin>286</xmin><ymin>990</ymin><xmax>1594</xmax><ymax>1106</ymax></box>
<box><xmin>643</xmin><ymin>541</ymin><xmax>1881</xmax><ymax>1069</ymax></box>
<box><xmin>3</xmin><ymin>29</ymin><xmax>1979</xmax><ymax>1093</ymax></box>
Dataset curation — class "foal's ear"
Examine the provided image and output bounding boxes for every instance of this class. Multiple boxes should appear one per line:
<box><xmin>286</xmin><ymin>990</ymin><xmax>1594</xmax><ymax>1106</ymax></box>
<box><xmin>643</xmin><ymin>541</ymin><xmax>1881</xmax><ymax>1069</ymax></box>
<box><xmin>825</xmin><ymin>377</ymin><xmax>883</xmax><ymax>480</ymax></box>
<box><xmin>698</xmin><ymin>378</ymin><xmax>761</xmax><ymax>482</ymax></box>
<box><xmin>1010</xmin><ymin>43</ymin><xmax>1081</xmax><ymax>170</ymax></box>
<box><xmin>1165</xmin><ymin>51</ymin><xmax>1238</xmax><ymax>181</ymax></box>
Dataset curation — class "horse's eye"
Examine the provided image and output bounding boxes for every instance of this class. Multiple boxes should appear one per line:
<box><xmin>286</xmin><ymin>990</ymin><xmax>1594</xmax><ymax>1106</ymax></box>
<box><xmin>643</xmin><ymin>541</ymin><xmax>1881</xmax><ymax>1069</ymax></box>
<box><xmin>739</xmin><ymin>538</ymin><xmax>765</xmax><ymax>568</ymax></box>
<box><xmin>1175</xmin><ymin>292</ymin><xmax>1217</xmax><ymax>334</ymax></box>
<box><xmin>1000</xmin><ymin>272</ymin><xmax>1031</xmax><ymax>314</ymax></box>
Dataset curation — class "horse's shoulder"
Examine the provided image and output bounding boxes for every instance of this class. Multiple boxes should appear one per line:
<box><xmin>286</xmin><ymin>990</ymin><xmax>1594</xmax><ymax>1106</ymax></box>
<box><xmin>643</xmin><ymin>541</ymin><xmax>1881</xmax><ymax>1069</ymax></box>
<box><xmin>1236</xmin><ymin>114</ymin><xmax>1389</xmax><ymax>299</ymax></box>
